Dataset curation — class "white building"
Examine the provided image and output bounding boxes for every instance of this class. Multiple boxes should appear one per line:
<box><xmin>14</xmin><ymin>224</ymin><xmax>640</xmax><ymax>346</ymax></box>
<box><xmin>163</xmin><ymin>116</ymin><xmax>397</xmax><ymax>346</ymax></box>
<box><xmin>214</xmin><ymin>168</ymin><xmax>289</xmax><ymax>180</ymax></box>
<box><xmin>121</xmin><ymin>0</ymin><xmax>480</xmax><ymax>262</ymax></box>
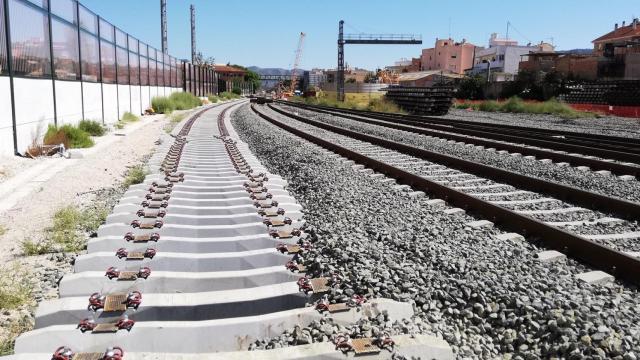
<box><xmin>468</xmin><ymin>33</ymin><xmax>554</xmax><ymax>81</ymax></box>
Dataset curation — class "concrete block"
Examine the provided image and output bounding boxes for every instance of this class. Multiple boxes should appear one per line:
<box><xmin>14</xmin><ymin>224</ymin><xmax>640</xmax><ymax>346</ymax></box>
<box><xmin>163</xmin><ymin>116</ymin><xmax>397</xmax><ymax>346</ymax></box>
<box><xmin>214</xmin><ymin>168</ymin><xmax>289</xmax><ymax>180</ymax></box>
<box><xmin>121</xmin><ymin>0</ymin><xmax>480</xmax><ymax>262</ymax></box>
<box><xmin>351</xmin><ymin>164</ymin><xmax>364</xmax><ymax>170</ymax></box>
<box><xmin>465</xmin><ymin>220</ymin><xmax>494</xmax><ymax>229</ymax></box>
<box><xmin>539</xmin><ymin>159</ymin><xmax>553</xmax><ymax>164</ymax></box>
<box><xmin>618</xmin><ymin>175</ymin><xmax>636</xmax><ymax>181</ymax></box>
<box><xmin>379</xmin><ymin>178</ymin><xmax>396</xmax><ymax>184</ymax></box>
<box><xmin>497</xmin><ymin>150</ymin><xmax>509</xmax><ymax>154</ymax></box>
<box><xmin>575</xmin><ymin>271</ymin><xmax>614</xmax><ymax>285</ymax></box>
<box><xmin>510</xmin><ymin>152</ymin><xmax>522</xmax><ymax>157</ymax></box>
<box><xmin>523</xmin><ymin>155</ymin><xmax>536</xmax><ymax>160</ymax></box>
<box><xmin>576</xmin><ymin>166</ymin><xmax>590</xmax><ymax>171</ymax></box>
<box><xmin>595</xmin><ymin>170</ymin><xmax>612</xmax><ymax>176</ymax></box>
<box><xmin>556</xmin><ymin>162</ymin><xmax>570</xmax><ymax>167</ymax></box>
<box><xmin>535</xmin><ymin>250</ymin><xmax>566</xmax><ymax>262</ymax></box>
<box><xmin>486</xmin><ymin>147</ymin><xmax>496</xmax><ymax>151</ymax></box>
<box><xmin>443</xmin><ymin>207</ymin><xmax>465</xmax><ymax>215</ymax></box>
<box><xmin>625</xmin><ymin>251</ymin><xmax>640</xmax><ymax>258</ymax></box>
<box><xmin>358</xmin><ymin>168</ymin><xmax>374</xmax><ymax>175</ymax></box>
<box><xmin>369</xmin><ymin>173</ymin><xmax>385</xmax><ymax>179</ymax></box>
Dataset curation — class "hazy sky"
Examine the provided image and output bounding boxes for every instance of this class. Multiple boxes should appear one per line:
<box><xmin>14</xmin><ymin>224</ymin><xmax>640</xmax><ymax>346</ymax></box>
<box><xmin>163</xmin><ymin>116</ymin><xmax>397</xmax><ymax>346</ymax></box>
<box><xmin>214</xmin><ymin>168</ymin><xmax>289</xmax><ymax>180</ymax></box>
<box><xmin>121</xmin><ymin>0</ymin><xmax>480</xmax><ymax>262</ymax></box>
<box><xmin>80</xmin><ymin>0</ymin><xmax>637</xmax><ymax>70</ymax></box>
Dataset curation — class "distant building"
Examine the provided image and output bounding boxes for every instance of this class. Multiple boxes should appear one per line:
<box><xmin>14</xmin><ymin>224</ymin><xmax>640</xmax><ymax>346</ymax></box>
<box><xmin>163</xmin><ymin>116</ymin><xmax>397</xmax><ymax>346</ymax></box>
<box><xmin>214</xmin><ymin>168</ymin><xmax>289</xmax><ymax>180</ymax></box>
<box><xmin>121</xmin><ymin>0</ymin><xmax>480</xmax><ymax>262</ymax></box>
<box><xmin>420</xmin><ymin>38</ymin><xmax>477</xmax><ymax>74</ymax></box>
<box><xmin>325</xmin><ymin>66</ymin><xmax>372</xmax><ymax>84</ymax></box>
<box><xmin>397</xmin><ymin>70</ymin><xmax>464</xmax><ymax>87</ymax></box>
<box><xmin>302</xmin><ymin>69</ymin><xmax>327</xmax><ymax>90</ymax></box>
<box><xmin>214</xmin><ymin>64</ymin><xmax>246</xmax><ymax>82</ymax></box>
<box><xmin>386</xmin><ymin>58</ymin><xmax>421</xmax><ymax>73</ymax></box>
<box><xmin>468</xmin><ymin>33</ymin><xmax>554</xmax><ymax>81</ymax></box>
<box><xmin>592</xmin><ymin>18</ymin><xmax>640</xmax><ymax>79</ymax></box>
<box><xmin>519</xmin><ymin>52</ymin><xmax>598</xmax><ymax>80</ymax></box>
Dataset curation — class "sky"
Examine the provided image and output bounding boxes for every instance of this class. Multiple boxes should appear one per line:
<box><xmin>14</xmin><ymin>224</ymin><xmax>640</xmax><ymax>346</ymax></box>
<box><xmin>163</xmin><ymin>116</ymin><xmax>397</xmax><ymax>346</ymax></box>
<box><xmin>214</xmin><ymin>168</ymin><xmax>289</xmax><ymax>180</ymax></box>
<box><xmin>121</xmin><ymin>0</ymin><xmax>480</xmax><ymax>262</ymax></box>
<box><xmin>80</xmin><ymin>0</ymin><xmax>637</xmax><ymax>71</ymax></box>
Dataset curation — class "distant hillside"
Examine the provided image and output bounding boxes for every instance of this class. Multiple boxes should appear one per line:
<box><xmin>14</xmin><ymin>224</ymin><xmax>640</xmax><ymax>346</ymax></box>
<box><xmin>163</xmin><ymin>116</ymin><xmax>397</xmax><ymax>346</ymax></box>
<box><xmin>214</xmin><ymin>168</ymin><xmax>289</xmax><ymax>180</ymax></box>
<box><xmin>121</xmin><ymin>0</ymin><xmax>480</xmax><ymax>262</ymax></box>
<box><xmin>562</xmin><ymin>48</ymin><xmax>593</xmax><ymax>55</ymax></box>
<box><xmin>248</xmin><ymin>66</ymin><xmax>306</xmax><ymax>76</ymax></box>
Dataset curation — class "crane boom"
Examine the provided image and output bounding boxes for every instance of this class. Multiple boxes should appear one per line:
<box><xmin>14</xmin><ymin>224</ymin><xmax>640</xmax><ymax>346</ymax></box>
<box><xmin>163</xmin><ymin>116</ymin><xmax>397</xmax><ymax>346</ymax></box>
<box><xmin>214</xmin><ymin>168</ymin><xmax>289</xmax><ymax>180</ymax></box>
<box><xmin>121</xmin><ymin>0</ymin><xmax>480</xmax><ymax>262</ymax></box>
<box><xmin>289</xmin><ymin>32</ymin><xmax>306</xmax><ymax>95</ymax></box>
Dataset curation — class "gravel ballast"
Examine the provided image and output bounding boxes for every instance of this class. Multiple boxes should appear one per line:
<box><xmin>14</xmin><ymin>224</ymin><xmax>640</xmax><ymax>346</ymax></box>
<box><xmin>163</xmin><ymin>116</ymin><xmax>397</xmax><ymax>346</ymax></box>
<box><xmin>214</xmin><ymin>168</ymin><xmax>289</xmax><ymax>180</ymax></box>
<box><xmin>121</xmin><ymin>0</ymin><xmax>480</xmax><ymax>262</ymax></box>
<box><xmin>232</xmin><ymin>105</ymin><xmax>640</xmax><ymax>359</ymax></box>
<box><xmin>443</xmin><ymin>108</ymin><xmax>640</xmax><ymax>139</ymax></box>
<box><xmin>277</xmin><ymin>104</ymin><xmax>640</xmax><ymax>204</ymax></box>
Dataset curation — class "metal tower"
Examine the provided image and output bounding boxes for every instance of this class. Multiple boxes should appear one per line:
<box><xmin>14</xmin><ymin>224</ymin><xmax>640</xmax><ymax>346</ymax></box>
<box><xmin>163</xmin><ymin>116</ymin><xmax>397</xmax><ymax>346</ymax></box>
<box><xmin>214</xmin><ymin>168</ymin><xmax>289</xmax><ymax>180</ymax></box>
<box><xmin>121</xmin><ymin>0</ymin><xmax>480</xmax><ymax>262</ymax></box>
<box><xmin>190</xmin><ymin>4</ymin><xmax>196</xmax><ymax>63</ymax></box>
<box><xmin>337</xmin><ymin>20</ymin><xmax>422</xmax><ymax>102</ymax></box>
<box><xmin>290</xmin><ymin>32</ymin><xmax>306</xmax><ymax>94</ymax></box>
<box><xmin>161</xmin><ymin>0</ymin><xmax>168</xmax><ymax>53</ymax></box>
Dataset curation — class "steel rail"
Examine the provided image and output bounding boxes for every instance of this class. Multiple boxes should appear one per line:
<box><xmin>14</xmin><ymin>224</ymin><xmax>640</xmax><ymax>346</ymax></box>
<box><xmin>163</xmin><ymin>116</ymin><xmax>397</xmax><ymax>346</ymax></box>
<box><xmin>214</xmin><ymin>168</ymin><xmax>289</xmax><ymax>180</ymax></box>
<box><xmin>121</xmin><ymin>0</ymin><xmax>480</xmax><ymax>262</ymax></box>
<box><xmin>273</xmin><ymin>102</ymin><xmax>640</xmax><ymax>177</ymax></box>
<box><xmin>252</xmin><ymin>104</ymin><xmax>640</xmax><ymax>285</ymax></box>
<box><xmin>281</xmin><ymin>101</ymin><xmax>640</xmax><ymax>162</ymax></box>
<box><xmin>282</xmin><ymin>101</ymin><xmax>640</xmax><ymax>149</ymax></box>
<box><xmin>251</xmin><ymin>105</ymin><xmax>640</xmax><ymax>284</ymax></box>
<box><xmin>268</xmin><ymin>103</ymin><xmax>640</xmax><ymax>222</ymax></box>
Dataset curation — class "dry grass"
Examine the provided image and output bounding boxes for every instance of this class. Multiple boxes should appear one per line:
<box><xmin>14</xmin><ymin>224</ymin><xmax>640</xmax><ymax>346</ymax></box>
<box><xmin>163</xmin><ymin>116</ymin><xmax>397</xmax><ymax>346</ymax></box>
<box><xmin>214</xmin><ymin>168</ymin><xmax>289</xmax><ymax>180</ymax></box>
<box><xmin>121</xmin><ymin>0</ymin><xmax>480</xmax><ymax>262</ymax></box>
<box><xmin>0</xmin><ymin>315</ymin><xmax>33</xmax><ymax>355</ymax></box>
<box><xmin>123</xmin><ymin>165</ymin><xmax>148</xmax><ymax>188</ymax></box>
<box><xmin>293</xmin><ymin>91</ymin><xmax>404</xmax><ymax>114</ymax></box>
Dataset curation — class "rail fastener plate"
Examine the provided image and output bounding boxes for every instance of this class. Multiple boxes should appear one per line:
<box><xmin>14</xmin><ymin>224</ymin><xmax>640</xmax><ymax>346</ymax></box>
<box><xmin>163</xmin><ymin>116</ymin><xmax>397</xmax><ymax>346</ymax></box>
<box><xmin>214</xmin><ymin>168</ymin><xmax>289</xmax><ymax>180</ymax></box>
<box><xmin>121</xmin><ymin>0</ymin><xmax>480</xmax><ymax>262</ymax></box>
<box><xmin>133</xmin><ymin>234</ymin><xmax>152</xmax><ymax>242</ymax></box>
<box><xmin>74</xmin><ymin>353</ymin><xmax>104</xmax><ymax>360</ymax></box>
<box><xmin>327</xmin><ymin>303</ymin><xmax>350</xmax><ymax>313</ymax></box>
<box><xmin>118</xmin><ymin>271</ymin><xmax>139</xmax><ymax>281</ymax></box>
<box><xmin>310</xmin><ymin>278</ymin><xmax>329</xmax><ymax>293</ymax></box>
<box><xmin>351</xmin><ymin>338</ymin><xmax>381</xmax><ymax>355</ymax></box>
<box><xmin>142</xmin><ymin>210</ymin><xmax>161</xmax><ymax>218</ymax></box>
<box><xmin>286</xmin><ymin>245</ymin><xmax>301</xmax><ymax>254</ymax></box>
<box><xmin>262</xmin><ymin>208</ymin><xmax>281</xmax><ymax>217</ymax></box>
<box><xmin>146</xmin><ymin>201</ymin><xmax>163</xmax><ymax>209</ymax></box>
<box><xmin>104</xmin><ymin>294</ymin><xmax>128</xmax><ymax>312</ymax></box>
<box><xmin>91</xmin><ymin>323</ymin><xmax>119</xmax><ymax>333</ymax></box>
<box><xmin>126</xmin><ymin>252</ymin><xmax>145</xmax><ymax>260</ymax></box>
<box><xmin>138</xmin><ymin>221</ymin><xmax>157</xmax><ymax>229</ymax></box>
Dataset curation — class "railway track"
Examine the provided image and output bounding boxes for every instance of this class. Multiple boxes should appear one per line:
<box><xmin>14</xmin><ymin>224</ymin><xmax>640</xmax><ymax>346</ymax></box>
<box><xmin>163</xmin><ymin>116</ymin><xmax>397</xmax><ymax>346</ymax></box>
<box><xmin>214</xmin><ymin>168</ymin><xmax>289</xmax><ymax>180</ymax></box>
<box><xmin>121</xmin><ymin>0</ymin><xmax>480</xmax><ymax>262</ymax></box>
<box><xmin>281</xmin><ymin>101</ymin><xmax>640</xmax><ymax>177</ymax></box>
<box><xmin>251</xmin><ymin>104</ymin><xmax>640</xmax><ymax>286</ymax></box>
<box><xmin>7</xmin><ymin>101</ymin><xmax>451</xmax><ymax>359</ymax></box>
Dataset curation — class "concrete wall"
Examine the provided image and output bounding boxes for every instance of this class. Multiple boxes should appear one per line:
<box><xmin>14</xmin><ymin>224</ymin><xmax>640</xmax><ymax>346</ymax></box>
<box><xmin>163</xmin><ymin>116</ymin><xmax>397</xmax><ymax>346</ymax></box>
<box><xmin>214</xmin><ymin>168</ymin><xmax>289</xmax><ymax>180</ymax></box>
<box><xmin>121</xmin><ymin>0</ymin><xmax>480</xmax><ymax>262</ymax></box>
<box><xmin>13</xmin><ymin>78</ymin><xmax>56</xmax><ymax>153</ymax></box>
<box><xmin>0</xmin><ymin>78</ymin><xmax>14</xmax><ymax>156</ymax></box>
<box><xmin>102</xmin><ymin>84</ymin><xmax>119</xmax><ymax>124</ymax></box>
<box><xmin>54</xmin><ymin>81</ymin><xmax>83</xmax><ymax>126</ymax></box>
<box><xmin>83</xmin><ymin>82</ymin><xmax>103</xmax><ymax>121</ymax></box>
<box><xmin>0</xmin><ymin>76</ymin><xmax>184</xmax><ymax>156</ymax></box>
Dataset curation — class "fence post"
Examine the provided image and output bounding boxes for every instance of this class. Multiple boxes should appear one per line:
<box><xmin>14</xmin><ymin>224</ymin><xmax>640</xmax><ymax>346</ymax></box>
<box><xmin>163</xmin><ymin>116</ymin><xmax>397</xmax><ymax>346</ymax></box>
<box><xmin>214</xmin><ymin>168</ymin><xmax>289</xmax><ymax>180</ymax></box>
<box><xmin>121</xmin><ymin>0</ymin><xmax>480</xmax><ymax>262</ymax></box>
<box><xmin>4</xmin><ymin>0</ymin><xmax>18</xmax><ymax>154</ymax></box>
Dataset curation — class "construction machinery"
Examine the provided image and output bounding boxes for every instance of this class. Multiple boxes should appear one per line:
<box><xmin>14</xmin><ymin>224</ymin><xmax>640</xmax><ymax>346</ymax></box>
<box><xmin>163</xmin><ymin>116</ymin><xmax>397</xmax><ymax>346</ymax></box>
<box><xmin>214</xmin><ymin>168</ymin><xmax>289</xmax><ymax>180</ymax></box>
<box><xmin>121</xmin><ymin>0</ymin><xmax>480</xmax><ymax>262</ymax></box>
<box><xmin>281</xmin><ymin>32</ymin><xmax>306</xmax><ymax>98</ymax></box>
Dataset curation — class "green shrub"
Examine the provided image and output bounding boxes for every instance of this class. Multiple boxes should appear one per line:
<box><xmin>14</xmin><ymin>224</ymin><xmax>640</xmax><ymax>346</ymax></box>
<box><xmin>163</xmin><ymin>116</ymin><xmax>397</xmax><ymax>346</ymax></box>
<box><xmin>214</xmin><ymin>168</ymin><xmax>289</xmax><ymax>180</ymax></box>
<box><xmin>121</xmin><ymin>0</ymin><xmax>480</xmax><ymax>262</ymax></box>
<box><xmin>78</xmin><ymin>120</ymin><xmax>105</xmax><ymax>136</ymax></box>
<box><xmin>121</xmin><ymin>112</ymin><xmax>139</xmax><ymax>123</ymax></box>
<box><xmin>21</xmin><ymin>239</ymin><xmax>52</xmax><ymax>256</ymax></box>
<box><xmin>207</xmin><ymin>94</ymin><xmax>219</xmax><ymax>103</ymax></box>
<box><xmin>44</xmin><ymin>124</ymin><xmax>94</xmax><ymax>148</ymax></box>
<box><xmin>123</xmin><ymin>164</ymin><xmax>148</xmax><ymax>188</ymax></box>
<box><xmin>169</xmin><ymin>92</ymin><xmax>202</xmax><ymax>110</ymax></box>
<box><xmin>220</xmin><ymin>91</ymin><xmax>240</xmax><ymax>100</ymax></box>
<box><xmin>478</xmin><ymin>100</ymin><xmax>500</xmax><ymax>112</ymax></box>
<box><xmin>152</xmin><ymin>96</ymin><xmax>174</xmax><ymax>114</ymax></box>
<box><xmin>501</xmin><ymin>97</ymin><xmax>526</xmax><ymax>113</ymax></box>
<box><xmin>232</xmin><ymin>87</ymin><xmax>242</xmax><ymax>95</ymax></box>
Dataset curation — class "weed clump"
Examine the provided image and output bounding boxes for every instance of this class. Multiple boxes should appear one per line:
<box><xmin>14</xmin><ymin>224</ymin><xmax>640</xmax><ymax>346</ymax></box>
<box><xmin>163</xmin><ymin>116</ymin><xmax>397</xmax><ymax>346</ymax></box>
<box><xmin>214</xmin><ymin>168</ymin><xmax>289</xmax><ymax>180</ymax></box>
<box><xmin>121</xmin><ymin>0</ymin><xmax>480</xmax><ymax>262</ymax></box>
<box><xmin>454</xmin><ymin>97</ymin><xmax>594</xmax><ymax>119</ymax></box>
<box><xmin>208</xmin><ymin>94</ymin><xmax>220</xmax><ymax>103</ymax></box>
<box><xmin>78</xmin><ymin>120</ymin><xmax>105</xmax><ymax>136</ymax></box>
<box><xmin>44</xmin><ymin>124</ymin><xmax>94</xmax><ymax>149</ymax></box>
<box><xmin>123</xmin><ymin>165</ymin><xmax>148</xmax><ymax>188</ymax></box>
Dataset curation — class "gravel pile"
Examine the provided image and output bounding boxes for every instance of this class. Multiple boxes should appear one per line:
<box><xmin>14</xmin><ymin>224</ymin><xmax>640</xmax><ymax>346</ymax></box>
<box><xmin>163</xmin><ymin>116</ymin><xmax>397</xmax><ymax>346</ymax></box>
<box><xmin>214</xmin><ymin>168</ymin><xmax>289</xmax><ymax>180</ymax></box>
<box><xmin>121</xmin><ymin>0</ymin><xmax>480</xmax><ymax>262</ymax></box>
<box><xmin>232</xmin><ymin>105</ymin><xmax>640</xmax><ymax>359</ymax></box>
<box><xmin>279</xmin><ymin>104</ymin><xmax>640</xmax><ymax>203</ymax></box>
<box><xmin>443</xmin><ymin>108</ymin><xmax>640</xmax><ymax>140</ymax></box>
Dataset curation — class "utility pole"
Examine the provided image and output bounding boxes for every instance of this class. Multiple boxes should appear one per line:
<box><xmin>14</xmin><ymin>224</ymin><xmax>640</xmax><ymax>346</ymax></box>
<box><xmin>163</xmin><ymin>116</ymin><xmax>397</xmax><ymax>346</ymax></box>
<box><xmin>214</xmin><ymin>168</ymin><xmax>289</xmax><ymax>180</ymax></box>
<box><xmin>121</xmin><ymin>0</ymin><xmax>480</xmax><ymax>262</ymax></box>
<box><xmin>161</xmin><ymin>0</ymin><xmax>168</xmax><ymax>53</ymax></box>
<box><xmin>190</xmin><ymin>4</ymin><xmax>196</xmax><ymax>63</ymax></box>
<box><xmin>337</xmin><ymin>20</ymin><xmax>345</xmax><ymax>102</ymax></box>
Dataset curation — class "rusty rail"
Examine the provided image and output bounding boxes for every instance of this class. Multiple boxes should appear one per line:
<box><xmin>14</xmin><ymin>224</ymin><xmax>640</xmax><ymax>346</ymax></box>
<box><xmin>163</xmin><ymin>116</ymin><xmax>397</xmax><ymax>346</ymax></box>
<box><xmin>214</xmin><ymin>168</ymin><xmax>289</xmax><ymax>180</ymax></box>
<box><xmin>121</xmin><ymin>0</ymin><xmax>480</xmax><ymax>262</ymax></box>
<box><xmin>252</xmin><ymin>104</ymin><xmax>640</xmax><ymax>285</ymax></box>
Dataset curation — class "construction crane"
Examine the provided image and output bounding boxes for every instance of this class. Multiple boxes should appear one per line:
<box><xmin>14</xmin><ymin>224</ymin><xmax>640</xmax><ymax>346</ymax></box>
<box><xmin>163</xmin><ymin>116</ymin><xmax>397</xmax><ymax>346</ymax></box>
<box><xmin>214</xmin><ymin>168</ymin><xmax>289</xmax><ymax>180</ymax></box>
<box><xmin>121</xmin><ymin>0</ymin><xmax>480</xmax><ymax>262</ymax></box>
<box><xmin>282</xmin><ymin>32</ymin><xmax>305</xmax><ymax>98</ymax></box>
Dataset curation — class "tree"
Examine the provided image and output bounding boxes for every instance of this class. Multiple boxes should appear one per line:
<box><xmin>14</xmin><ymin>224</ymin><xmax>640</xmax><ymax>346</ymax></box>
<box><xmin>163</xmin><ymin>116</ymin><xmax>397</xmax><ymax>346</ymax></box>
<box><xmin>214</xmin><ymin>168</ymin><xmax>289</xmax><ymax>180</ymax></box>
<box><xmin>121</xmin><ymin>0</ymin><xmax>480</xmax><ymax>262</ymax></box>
<box><xmin>193</xmin><ymin>51</ymin><xmax>215</xmax><ymax>66</ymax></box>
<box><xmin>456</xmin><ymin>75</ymin><xmax>486</xmax><ymax>100</ymax></box>
<box><xmin>229</xmin><ymin>64</ymin><xmax>261</xmax><ymax>91</ymax></box>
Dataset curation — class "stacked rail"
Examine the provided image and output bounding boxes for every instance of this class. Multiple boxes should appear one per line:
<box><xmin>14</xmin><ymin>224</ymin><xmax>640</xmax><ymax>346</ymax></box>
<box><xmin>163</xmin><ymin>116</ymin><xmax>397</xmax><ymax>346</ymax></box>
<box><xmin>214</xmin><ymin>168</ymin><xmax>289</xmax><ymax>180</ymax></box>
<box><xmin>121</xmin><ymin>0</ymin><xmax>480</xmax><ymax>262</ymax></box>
<box><xmin>383</xmin><ymin>86</ymin><xmax>455</xmax><ymax>115</ymax></box>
